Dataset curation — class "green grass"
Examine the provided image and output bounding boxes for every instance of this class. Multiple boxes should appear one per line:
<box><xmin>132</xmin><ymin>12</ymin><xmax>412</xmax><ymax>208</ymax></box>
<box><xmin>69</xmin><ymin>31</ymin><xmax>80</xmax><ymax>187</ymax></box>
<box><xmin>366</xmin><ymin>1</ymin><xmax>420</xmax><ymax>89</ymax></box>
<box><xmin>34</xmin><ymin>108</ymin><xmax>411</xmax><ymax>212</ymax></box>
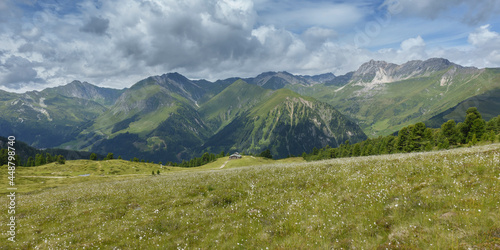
<box><xmin>304</xmin><ymin>68</ymin><xmax>500</xmax><ymax>137</ymax></box>
<box><xmin>1</xmin><ymin>144</ymin><xmax>499</xmax><ymax>248</ymax></box>
<box><xmin>199</xmin><ymin>80</ymin><xmax>270</xmax><ymax>122</ymax></box>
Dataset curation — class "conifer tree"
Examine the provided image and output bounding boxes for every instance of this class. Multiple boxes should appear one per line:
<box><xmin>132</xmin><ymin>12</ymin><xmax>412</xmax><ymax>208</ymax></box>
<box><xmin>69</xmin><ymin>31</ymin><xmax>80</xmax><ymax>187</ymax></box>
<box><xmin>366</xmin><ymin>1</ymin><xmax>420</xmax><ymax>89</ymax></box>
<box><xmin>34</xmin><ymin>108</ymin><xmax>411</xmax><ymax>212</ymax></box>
<box><xmin>26</xmin><ymin>156</ymin><xmax>34</xmax><ymax>167</ymax></box>
<box><xmin>469</xmin><ymin>134</ymin><xmax>478</xmax><ymax>147</ymax></box>
<box><xmin>462</xmin><ymin>107</ymin><xmax>486</xmax><ymax>142</ymax></box>
<box><xmin>57</xmin><ymin>155</ymin><xmax>65</xmax><ymax>164</ymax></box>
<box><xmin>46</xmin><ymin>153</ymin><xmax>54</xmax><ymax>164</ymax></box>
<box><xmin>35</xmin><ymin>154</ymin><xmax>46</xmax><ymax>166</ymax></box>
<box><xmin>490</xmin><ymin>130</ymin><xmax>496</xmax><ymax>142</ymax></box>
<box><xmin>441</xmin><ymin>120</ymin><xmax>459</xmax><ymax>145</ymax></box>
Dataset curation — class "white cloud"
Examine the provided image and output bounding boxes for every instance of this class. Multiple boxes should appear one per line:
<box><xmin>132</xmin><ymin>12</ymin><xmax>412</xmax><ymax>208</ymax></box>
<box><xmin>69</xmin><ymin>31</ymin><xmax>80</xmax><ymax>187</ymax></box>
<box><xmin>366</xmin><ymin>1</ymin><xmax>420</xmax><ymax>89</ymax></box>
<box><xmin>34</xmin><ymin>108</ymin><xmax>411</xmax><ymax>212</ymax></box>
<box><xmin>468</xmin><ymin>24</ymin><xmax>500</xmax><ymax>48</ymax></box>
<box><xmin>256</xmin><ymin>1</ymin><xmax>364</xmax><ymax>31</ymax></box>
<box><xmin>400</xmin><ymin>36</ymin><xmax>425</xmax><ymax>51</ymax></box>
<box><xmin>0</xmin><ymin>0</ymin><xmax>500</xmax><ymax>92</ymax></box>
<box><xmin>384</xmin><ymin>0</ymin><xmax>500</xmax><ymax>25</ymax></box>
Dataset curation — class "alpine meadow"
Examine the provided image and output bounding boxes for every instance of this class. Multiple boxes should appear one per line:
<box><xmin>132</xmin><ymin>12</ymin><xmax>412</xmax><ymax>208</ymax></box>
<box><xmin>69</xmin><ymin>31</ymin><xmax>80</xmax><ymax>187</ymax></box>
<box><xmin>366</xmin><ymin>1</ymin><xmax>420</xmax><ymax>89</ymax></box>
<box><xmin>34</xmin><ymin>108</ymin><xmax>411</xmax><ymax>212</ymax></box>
<box><xmin>1</xmin><ymin>0</ymin><xmax>500</xmax><ymax>249</ymax></box>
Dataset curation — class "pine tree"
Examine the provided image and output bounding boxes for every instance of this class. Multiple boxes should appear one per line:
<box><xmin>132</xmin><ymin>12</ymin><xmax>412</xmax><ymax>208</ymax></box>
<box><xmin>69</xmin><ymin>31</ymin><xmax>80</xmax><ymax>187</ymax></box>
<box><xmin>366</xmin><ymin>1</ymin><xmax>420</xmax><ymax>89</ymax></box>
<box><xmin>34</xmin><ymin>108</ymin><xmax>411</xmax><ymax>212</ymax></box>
<box><xmin>490</xmin><ymin>130</ymin><xmax>496</xmax><ymax>142</ymax></box>
<box><xmin>106</xmin><ymin>153</ymin><xmax>114</xmax><ymax>160</ymax></box>
<box><xmin>35</xmin><ymin>154</ymin><xmax>46</xmax><ymax>166</ymax></box>
<box><xmin>462</xmin><ymin>107</ymin><xmax>486</xmax><ymax>142</ymax></box>
<box><xmin>412</xmin><ymin>122</ymin><xmax>427</xmax><ymax>149</ymax></box>
<box><xmin>352</xmin><ymin>144</ymin><xmax>361</xmax><ymax>156</ymax></box>
<box><xmin>90</xmin><ymin>153</ymin><xmax>97</xmax><ymax>161</ymax></box>
<box><xmin>441</xmin><ymin>120</ymin><xmax>459</xmax><ymax>145</ymax></box>
<box><xmin>438</xmin><ymin>138</ymin><xmax>450</xmax><ymax>150</ymax></box>
<box><xmin>259</xmin><ymin>149</ymin><xmax>273</xmax><ymax>159</ymax></box>
<box><xmin>46</xmin><ymin>153</ymin><xmax>54</xmax><ymax>164</ymax></box>
<box><xmin>157</xmin><ymin>170</ymin><xmax>160</xmax><ymax>175</ymax></box>
<box><xmin>26</xmin><ymin>156</ymin><xmax>34</xmax><ymax>167</ymax></box>
<box><xmin>57</xmin><ymin>155</ymin><xmax>65</xmax><ymax>164</ymax></box>
<box><xmin>397</xmin><ymin>127</ymin><xmax>409</xmax><ymax>152</ymax></box>
<box><xmin>469</xmin><ymin>134</ymin><xmax>478</xmax><ymax>147</ymax></box>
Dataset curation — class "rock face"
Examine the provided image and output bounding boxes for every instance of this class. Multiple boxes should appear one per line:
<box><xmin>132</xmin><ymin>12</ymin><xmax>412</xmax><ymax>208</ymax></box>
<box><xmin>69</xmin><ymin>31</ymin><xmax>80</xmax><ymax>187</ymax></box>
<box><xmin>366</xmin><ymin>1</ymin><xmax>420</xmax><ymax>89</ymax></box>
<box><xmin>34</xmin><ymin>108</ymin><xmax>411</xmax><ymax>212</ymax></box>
<box><xmin>43</xmin><ymin>80</ymin><xmax>125</xmax><ymax>106</ymax></box>
<box><xmin>349</xmin><ymin>58</ymin><xmax>479</xmax><ymax>86</ymax></box>
<box><xmin>317</xmin><ymin>58</ymin><xmax>494</xmax><ymax>137</ymax></box>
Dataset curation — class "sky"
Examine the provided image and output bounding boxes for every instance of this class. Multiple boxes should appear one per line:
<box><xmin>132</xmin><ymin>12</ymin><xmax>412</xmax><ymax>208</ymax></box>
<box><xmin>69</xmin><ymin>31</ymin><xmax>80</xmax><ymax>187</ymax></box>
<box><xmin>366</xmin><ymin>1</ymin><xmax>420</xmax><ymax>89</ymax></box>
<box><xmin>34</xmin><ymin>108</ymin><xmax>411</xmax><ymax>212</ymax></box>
<box><xmin>1</xmin><ymin>0</ymin><xmax>500</xmax><ymax>92</ymax></box>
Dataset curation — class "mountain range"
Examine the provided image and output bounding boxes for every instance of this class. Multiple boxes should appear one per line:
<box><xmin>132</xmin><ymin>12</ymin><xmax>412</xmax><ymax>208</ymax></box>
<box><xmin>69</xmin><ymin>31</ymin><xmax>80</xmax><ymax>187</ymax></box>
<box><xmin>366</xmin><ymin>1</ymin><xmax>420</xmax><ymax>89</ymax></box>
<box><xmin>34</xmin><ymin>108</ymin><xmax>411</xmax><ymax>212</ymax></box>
<box><xmin>1</xmin><ymin>58</ymin><xmax>499</xmax><ymax>162</ymax></box>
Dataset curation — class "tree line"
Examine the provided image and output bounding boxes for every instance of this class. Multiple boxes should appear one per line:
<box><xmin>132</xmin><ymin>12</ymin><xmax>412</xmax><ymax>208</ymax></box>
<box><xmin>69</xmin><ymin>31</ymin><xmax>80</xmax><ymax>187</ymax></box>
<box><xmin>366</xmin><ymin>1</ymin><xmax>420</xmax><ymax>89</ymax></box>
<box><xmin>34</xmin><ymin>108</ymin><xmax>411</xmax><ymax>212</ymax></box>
<box><xmin>0</xmin><ymin>151</ymin><xmax>66</xmax><ymax>167</ymax></box>
<box><xmin>303</xmin><ymin>107</ymin><xmax>499</xmax><ymax>161</ymax></box>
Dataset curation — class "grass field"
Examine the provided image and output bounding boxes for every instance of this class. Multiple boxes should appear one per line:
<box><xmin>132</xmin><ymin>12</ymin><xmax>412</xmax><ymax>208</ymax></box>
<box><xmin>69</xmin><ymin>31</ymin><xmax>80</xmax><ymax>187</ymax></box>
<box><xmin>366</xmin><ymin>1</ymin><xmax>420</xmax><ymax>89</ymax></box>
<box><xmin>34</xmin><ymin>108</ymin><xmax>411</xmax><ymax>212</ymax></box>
<box><xmin>1</xmin><ymin>144</ymin><xmax>500</xmax><ymax>249</ymax></box>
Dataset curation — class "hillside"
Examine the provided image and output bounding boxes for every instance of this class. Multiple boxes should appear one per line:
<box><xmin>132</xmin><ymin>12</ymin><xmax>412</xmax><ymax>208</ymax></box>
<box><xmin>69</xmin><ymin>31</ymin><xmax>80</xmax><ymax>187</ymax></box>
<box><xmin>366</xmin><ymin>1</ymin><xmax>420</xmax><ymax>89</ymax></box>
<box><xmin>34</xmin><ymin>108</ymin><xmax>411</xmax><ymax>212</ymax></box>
<box><xmin>1</xmin><ymin>58</ymin><xmax>499</xmax><ymax>161</ymax></box>
<box><xmin>42</xmin><ymin>80</ymin><xmax>126</xmax><ymax>107</ymax></box>
<box><xmin>302</xmin><ymin>59</ymin><xmax>500</xmax><ymax>136</ymax></box>
<box><xmin>65</xmin><ymin>75</ymin><xmax>213</xmax><ymax>162</ymax></box>
<box><xmin>60</xmin><ymin>78</ymin><xmax>365</xmax><ymax>162</ymax></box>
<box><xmin>0</xmin><ymin>136</ymin><xmax>102</xmax><ymax>163</ymax></box>
<box><xmin>425</xmin><ymin>85</ymin><xmax>500</xmax><ymax>128</ymax></box>
<box><xmin>1</xmin><ymin>144</ymin><xmax>499</xmax><ymax>248</ymax></box>
<box><xmin>200</xmin><ymin>82</ymin><xmax>367</xmax><ymax>158</ymax></box>
<box><xmin>0</xmin><ymin>90</ymin><xmax>107</xmax><ymax>148</ymax></box>
<box><xmin>198</xmin><ymin>79</ymin><xmax>272</xmax><ymax>132</ymax></box>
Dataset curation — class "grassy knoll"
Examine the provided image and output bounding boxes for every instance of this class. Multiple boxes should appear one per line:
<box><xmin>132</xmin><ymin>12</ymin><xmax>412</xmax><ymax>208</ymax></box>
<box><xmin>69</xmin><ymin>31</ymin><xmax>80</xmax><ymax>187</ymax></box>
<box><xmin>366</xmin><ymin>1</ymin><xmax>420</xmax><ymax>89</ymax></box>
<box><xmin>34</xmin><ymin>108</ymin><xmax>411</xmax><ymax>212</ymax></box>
<box><xmin>1</xmin><ymin>145</ymin><xmax>499</xmax><ymax>248</ymax></box>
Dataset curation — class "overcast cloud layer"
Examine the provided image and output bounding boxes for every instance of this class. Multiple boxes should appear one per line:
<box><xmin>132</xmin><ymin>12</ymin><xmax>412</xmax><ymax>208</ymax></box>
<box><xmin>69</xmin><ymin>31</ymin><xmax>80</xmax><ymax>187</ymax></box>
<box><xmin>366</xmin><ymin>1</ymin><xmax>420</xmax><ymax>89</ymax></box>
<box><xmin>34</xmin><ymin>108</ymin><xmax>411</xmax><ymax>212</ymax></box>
<box><xmin>1</xmin><ymin>0</ymin><xmax>500</xmax><ymax>92</ymax></box>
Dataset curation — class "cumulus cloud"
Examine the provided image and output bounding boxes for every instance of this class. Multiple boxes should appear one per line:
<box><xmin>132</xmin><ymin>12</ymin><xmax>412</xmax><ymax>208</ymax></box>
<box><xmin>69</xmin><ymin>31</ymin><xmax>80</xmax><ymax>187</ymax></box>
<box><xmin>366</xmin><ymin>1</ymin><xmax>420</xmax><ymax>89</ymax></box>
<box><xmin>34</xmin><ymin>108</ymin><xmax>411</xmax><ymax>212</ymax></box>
<box><xmin>400</xmin><ymin>36</ymin><xmax>425</xmax><ymax>51</ymax></box>
<box><xmin>385</xmin><ymin>0</ymin><xmax>500</xmax><ymax>25</ymax></box>
<box><xmin>468</xmin><ymin>24</ymin><xmax>500</xmax><ymax>48</ymax></box>
<box><xmin>301</xmin><ymin>27</ymin><xmax>337</xmax><ymax>49</ymax></box>
<box><xmin>0</xmin><ymin>0</ymin><xmax>500</xmax><ymax>92</ymax></box>
<box><xmin>464</xmin><ymin>24</ymin><xmax>500</xmax><ymax>66</ymax></box>
<box><xmin>80</xmin><ymin>16</ymin><xmax>110</xmax><ymax>35</ymax></box>
<box><xmin>263</xmin><ymin>3</ymin><xmax>364</xmax><ymax>31</ymax></box>
<box><xmin>0</xmin><ymin>55</ymin><xmax>45</xmax><ymax>89</ymax></box>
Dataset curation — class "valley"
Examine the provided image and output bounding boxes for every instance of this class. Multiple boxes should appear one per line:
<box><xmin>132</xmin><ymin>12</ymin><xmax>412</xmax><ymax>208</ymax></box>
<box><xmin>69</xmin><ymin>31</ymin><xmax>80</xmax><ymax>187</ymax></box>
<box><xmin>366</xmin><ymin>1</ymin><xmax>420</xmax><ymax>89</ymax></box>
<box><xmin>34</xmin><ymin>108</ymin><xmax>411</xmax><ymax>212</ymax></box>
<box><xmin>0</xmin><ymin>58</ymin><xmax>499</xmax><ymax>164</ymax></box>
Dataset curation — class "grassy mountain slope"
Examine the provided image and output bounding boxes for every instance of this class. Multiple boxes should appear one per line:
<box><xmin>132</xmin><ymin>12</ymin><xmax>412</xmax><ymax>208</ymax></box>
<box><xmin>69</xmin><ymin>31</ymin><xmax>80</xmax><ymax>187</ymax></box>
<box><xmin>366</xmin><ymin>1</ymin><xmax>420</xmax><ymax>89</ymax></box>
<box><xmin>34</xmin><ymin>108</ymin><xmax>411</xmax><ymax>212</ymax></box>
<box><xmin>425</xmin><ymin>77</ymin><xmax>500</xmax><ymax>127</ymax></box>
<box><xmin>198</xmin><ymin>80</ymin><xmax>272</xmax><ymax>131</ymax></box>
<box><xmin>64</xmin><ymin>76</ymin><xmax>212</xmax><ymax>162</ymax></box>
<box><xmin>0</xmin><ymin>90</ymin><xmax>107</xmax><ymax>148</ymax></box>
<box><xmin>58</xmin><ymin>77</ymin><xmax>366</xmax><ymax>161</ymax></box>
<box><xmin>201</xmin><ymin>87</ymin><xmax>367</xmax><ymax>158</ymax></box>
<box><xmin>306</xmin><ymin>62</ymin><xmax>500</xmax><ymax>137</ymax></box>
<box><xmin>2</xmin><ymin>144</ymin><xmax>499</xmax><ymax>248</ymax></box>
<box><xmin>0</xmin><ymin>136</ymin><xmax>103</xmax><ymax>162</ymax></box>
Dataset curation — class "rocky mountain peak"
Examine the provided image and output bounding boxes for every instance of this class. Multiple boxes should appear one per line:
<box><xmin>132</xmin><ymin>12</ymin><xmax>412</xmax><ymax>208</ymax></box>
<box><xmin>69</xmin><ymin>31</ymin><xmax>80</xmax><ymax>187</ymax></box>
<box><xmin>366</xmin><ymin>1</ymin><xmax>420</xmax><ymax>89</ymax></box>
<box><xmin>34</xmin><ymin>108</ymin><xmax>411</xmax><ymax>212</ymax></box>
<box><xmin>355</xmin><ymin>60</ymin><xmax>395</xmax><ymax>76</ymax></box>
<box><xmin>350</xmin><ymin>58</ymin><xmax>468</xmax><ymax>86</ymax></box>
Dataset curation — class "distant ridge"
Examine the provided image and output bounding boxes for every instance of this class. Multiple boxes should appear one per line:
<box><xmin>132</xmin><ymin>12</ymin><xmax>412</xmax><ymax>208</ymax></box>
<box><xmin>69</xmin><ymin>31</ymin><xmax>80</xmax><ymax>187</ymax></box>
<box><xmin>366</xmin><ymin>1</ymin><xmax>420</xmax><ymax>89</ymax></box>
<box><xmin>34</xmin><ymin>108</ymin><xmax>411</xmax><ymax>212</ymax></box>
<box><xmin>1</xmin><ymin>57</ymin><xmax>499</xmax><ymax>161</ymax></box>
